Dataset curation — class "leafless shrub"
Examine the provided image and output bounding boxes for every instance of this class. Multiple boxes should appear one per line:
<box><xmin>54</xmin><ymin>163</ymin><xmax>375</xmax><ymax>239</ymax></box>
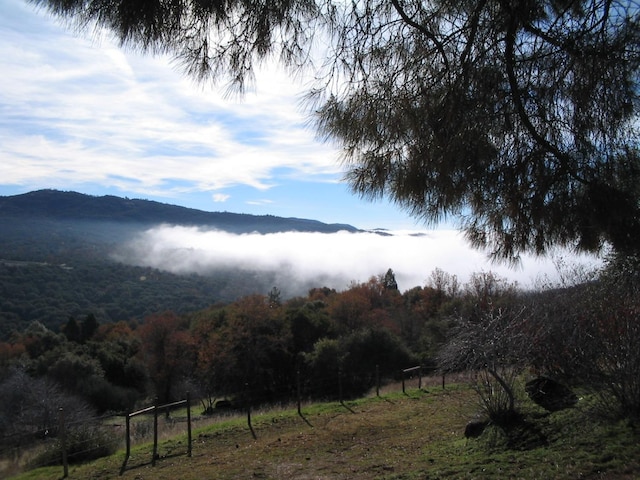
<box><xmin>29</xmin><ymin>421</ymin><xmax>119</xmax><ymax>468</ymax></box>
<box><xmin>0</xmin><ymin>368</ymin><xmax>93</xmax><ymax>440</ymax></box>
<box><xmin>438</xmin><ymin>305</ymin><xmax>531</xmax><ymax>424</ymax></box>
<box><xmin>527</xmin><ymin>254</ymin><xmax>640</xmax><ymax>419</ymax></box>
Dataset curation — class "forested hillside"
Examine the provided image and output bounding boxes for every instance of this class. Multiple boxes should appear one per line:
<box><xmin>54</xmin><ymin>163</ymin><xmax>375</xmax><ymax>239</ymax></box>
<box><xmin>0</xmin><ymin>258</ymin><xmax>272</xmax><ymax>340</ymax></box>
<box><xmin>0</xmin><ymin>190</ymin><xmax>359</xmax><ymax>233</ymax></box>
<box><xmin>0</xmin><ymin>190</ymin><xmax>360</xmax><ymax>339</ymax></box>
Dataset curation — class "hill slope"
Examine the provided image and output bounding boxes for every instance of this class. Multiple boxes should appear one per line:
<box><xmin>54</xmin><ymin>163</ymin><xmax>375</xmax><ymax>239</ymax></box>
<box><xmin>10</xmin><ymin>386</ymin><xmax>640</xmax><ymax>480</ymax></box>
<box><xmin>0</xmin><ymin>190</ymin><xmax>359</xmax><ymax>338</ymax></box>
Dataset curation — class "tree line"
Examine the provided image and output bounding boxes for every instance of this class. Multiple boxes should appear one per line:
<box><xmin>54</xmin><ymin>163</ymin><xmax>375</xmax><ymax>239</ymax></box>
<box><xmin>0</xmin><ymin>267</ymin><xmax>462</xmax><ymax>430</ymax></box>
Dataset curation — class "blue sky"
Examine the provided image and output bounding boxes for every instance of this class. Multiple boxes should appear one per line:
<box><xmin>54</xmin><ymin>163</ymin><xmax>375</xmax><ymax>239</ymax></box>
<box><xmin>0</xmin><ymin>0</ymin><xmax>423</xmax><ymax>230</ymax></box>
<box><xmin>0</xmin><ymin>0</ymin><xmax>601</xmax><ymax>289</ymax></box>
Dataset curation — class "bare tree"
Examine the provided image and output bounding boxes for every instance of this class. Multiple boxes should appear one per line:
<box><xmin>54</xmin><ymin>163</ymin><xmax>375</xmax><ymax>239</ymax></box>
<box><xmin>0</xmin><ymin>368</ymin><xmax>93</xmax><ymax>439</ymax></box>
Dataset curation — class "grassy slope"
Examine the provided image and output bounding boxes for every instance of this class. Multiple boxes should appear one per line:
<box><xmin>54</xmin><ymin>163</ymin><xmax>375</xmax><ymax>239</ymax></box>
<box><xmin>11</xmin><ymin>384</ymin><xmax>640</xmax><ymax>480</ymax></box>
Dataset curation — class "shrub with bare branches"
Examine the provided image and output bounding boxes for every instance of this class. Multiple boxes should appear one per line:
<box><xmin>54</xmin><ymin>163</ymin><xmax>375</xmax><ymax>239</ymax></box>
<box><xmin>526</xmin><ymin>254</ymin><xmax>640</xmax><ymax>420</ymax></box>
<box><xmin>438</xmin><ymin>304</ymin><xmax>531</xmax><ymax>425</ymax></box>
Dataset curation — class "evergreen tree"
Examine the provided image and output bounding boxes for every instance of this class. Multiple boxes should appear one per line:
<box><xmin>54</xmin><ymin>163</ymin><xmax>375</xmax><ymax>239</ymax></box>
<box><xmin>32</xmin><ymin>0</ymin><xmax>640</xmax><ymax>259</ymax></box>
<box><xmin>63</xmin><ymin>317</ymin><xmax>81</xmax><ymax>343</ymax></box>
<box><xmin>383</xmin><ymin>269</ymin><xmax>399</xmax><ymax>291</ymax></box>
<box><xmin>81</xmin><ymin>313</ymin><xmax>99</xmax><ymax>342</ymax></box>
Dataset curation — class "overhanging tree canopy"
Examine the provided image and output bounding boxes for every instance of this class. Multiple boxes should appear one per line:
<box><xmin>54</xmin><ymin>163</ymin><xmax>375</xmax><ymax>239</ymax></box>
<box><xmin>32</xmin><ymin>0</ymin><xmax>640</xmax><ymax>260</ymax></box>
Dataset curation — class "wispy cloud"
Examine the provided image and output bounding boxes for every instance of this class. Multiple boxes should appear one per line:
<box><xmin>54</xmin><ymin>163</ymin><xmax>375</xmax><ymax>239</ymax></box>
<box><xmin>0</xmin><ymin>1</ymin><xmax>340</xmax><ymax>199</ymax></box>
<box><xmin>0</xmin><ymin>1</ymin><xmax>458</xmax><ymax>231</ymax></box>
<box><xmin>114</xmin><ymin>226</ymin><xmax>601</xmax><ymax>296</ymax></box>
<box><xmin>212</xmin><ymin>193</ymin><xmax>231</xmax><ymax>203</ymax></box>
<box><xmin>247</xmin><ymin>199</ymin><xmax>275</xmax><ymax>206</ymax></box>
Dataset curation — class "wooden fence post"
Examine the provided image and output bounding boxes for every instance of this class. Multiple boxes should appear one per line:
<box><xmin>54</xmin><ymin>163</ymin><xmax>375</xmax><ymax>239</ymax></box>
<box><xmin>122</xmin><ymin>397</ymin><xmax>192</xmax><ymax>473</ymax></box>
<box><xmin>376</xmin><ymin>364</ymin><xmax>380</xmax><ymax>397</ymax></box>
<box><xmin>120</xmin><ymin>412</ymin><xmax>131</xmax><ymax>475</ymax></box>
<box><xmin>58</xmin><ymin>408</ymin><xmax>68</xmax><ymax>478</ymax></box>
<box><xmin>246</xmin><ymin>383</ymin><xmax>256</xmax><ymax>439</ymax></box>
<box><xmin>186</xmin><ymin>392</ymin><xmax>192</xmax><ymax>457</ymax></box>
<box><xmin>402</xmin><ymin>366</ymin><xmax>422</xmax><ymax>394</ymax></box>
<box><xmin>297</xmin><ymin>369</ymin><xmax>301</xmax><ymax>415</ymax></box>
<box><xmin>152</xmin><ymin>401</ymin><xmax>158</xmax><ymax>466</ymax></box>
<box><xmin>402</xmin><ymin>369</ymin><xmax>406</xmax><ymax>394</ymax></box>
<box><xmin>125</xmin><ymin>413</ymin><xmax>131</xmax><ymax>459</ymax></box>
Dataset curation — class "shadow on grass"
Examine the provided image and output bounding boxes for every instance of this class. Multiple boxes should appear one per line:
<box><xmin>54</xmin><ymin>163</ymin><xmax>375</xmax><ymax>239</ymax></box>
<box><xmin>340</xmin><ymin>401</ymin><xmax>356</xmax><ymax>414</ymax></box>
<box><xmin>120</xmin><ymin>450</ymin><xmax>190</xmax><ymax>475</ymax></box>
<box><xmin>482</xmin><ymin>413</ymin><xmax>549</xmax><ymax>451</ymax></box>
<box><xmin>298</xmin><ymin>411</ymin><xmax>313</xmax><ymax>428</ymax></box>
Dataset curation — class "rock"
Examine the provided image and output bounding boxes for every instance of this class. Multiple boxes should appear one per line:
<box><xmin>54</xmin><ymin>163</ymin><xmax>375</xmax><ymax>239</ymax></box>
<box><xmin>525</xmin><ymin>377</ymin><xmax>578</xmax><ymax>412</ymax></box>
<box><xmin>215</xmin><ymin>399</ymin><xmax>234</xmax><ymax>410</ymax></box>
<box><xmin>464</xmin><ymin>420</ymin><xmax>488</xmax><ymax>439</ymax></box>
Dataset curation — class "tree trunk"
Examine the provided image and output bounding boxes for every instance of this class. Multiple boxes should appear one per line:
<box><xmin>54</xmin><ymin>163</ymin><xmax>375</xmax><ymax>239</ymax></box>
<box><xmin>487</xmin><ymin>368</ymin><xmax>515</xmax><ymax>414</ymax></box>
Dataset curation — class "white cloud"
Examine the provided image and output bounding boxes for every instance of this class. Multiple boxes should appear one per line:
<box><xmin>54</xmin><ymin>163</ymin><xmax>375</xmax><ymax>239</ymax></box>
<box><xmin>212</xmin><ymin>193</ymin><xmax>231</xmax><ymax>202</ymax></box>
<box><xmin>0</xmin><ymin>1</ymin><xmax>426</xmax><ymax>232</ymax></box>
<box><xmin>0</xmin><ymin>1</ymin><xmax>341</xmax><ymax>199</ymax></box>
<box><xmin>115</xmin><ymin>226</ymin><xmax>602</xmax><ymax>296</ymax></box>
<box><xmin>247</xmin><ymin>199</ymin><xmax>275</xmax><ymax>206</ymax></box>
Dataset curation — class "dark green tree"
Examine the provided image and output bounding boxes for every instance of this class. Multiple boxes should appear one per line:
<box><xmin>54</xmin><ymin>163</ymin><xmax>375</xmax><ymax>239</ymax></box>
<box><xmin>192</xmin><ymin>295</ymin><xmax>295</xmax><ymax>404</ymax></box>
<box><xmin>81</xmin><ymin>313</ymin><xmax>99</xmax><ymax>342</ymax></box>
<box><xmin>304</xmin><ymin>327</ymin><xmax>416</xmax><ymax>399</ymax></box>
<box><xmin>31</xmin><ymin>0</ymin><xmax>640</xmax><ymax>259</ymax></box>
<box><xmin>268</xmin><ymin>286</ymin><xmax>282</xmax><ymax>307</ymax></box>
<box><xmin>138</xmin><ymin>312</ymin><xmax>195</xmax><ymax>404</ymax></box>
<box><xmin>286</xmin><ymin>299</ymin><xmax>336</xmax><ymax>354</ymax></box>
<box><xmin>62</xmin><ymin>316</ymin><xmax>81</xmax><ymax>343</ymax></box>
<box><xmin>382</xmin><ymin>268</ymin><xmax>399</xmax><ymax>291</ymax></box>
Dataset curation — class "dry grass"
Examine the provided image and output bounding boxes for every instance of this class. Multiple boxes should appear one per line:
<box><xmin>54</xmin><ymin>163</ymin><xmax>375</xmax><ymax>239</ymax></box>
<box><xmin>8</xmin><ymin>381</ymin><xmax>640</xmax><ymax>480</ymax></box>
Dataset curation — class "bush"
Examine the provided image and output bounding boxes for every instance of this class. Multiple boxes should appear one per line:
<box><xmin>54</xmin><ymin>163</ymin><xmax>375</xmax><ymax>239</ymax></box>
<box><xmin>438</xmin><ymin>305</ymin><xmax>532</xmax><ymax>423</ymax></box>
<box><xmin>527</xmin><ymin>254</ymin><xmax>640</xmax><ymax>420</ymax></box>
<box><xmin>30</xmin><ymin>422</ymin><xmax>119</xmax><ymax>467</ymax></box>
<box><xmin>0</xmin><ymin>368</ymin><xmax>94</xmax><ymax>439</ymax></box>
<box><xmin>304</xmin><ymin>328</ymin><xmax>417</xmax><ymax>399</ymax></box>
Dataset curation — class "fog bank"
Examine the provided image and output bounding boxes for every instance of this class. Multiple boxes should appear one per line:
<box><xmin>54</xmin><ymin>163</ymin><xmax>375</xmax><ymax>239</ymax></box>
<box><xmin>115</xmin><ymin>225</ymin><xmax>600</xmax><ymax>295</ymax></box>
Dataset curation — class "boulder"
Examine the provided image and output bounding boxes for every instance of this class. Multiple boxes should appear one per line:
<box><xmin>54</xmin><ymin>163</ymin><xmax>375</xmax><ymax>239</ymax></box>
<box><xmin>525</xmin><ymin>377</ymin><xmax>578</xmax><ymax>412</ymax></box>
<box><xmin>464</xmin><ymin>420</ymin><xmax>488</xmax><ymax>439</ymax></box>
<box><xmin>215</xmin><ymin>399</ymin><xmax>234</xmax><ymax>410</ymax></box>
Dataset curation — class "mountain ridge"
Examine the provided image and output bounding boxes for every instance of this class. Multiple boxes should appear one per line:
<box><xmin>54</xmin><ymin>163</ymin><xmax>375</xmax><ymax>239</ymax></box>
<box><xmin>0</xmin><ymin>189</ymin><xmax>360</xmax><ymax>234</ymax></box>
<box><xmin>0</xmin><ymin>190</ymin><xmax>363</xmax><ymax>338</ymax></box>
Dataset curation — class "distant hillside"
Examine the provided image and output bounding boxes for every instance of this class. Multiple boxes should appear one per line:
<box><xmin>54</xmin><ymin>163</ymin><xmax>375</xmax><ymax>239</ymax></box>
<box><xmin>0</xmin><ymin>190</ymin><xmax>359</xmax><ymax>234</ymax></box>
<box><xmin>0</xmin><ymin>190</ymin><xmax>359</xmax><ymax>338</ymax></box>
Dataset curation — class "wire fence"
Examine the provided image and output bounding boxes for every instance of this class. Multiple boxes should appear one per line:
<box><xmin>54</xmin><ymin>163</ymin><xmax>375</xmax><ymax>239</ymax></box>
<box><xmin>0</xmin><ymin>411</ymin><xmax>123</xmax><ymax>478</ymax></box>
<box><xmin>0</xmin><ymin>365</ymin><xmax>448</xmax><ymax>478</ymax></box>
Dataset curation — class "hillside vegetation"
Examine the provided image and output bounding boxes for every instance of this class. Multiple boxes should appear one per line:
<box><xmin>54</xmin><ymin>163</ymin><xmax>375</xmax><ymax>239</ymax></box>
<box><xmin>0</xmin><ymin>190</ymin><xmax>361</xmax><ymax>338</ymax></box>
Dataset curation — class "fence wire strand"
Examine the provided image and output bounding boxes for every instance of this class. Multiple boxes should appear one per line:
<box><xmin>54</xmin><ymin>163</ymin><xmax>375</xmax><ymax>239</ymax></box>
<box><xmin>1</xmin><ymin>365</ymin><xmax>433</xmax><ymax>478</ymax></box>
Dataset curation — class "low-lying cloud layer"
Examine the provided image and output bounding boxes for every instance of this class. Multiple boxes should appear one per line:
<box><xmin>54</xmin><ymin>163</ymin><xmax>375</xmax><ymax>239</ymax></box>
<box><xmin>115</xmin><ymin>226</ymin><xmax>599</xmax><ymax>296</ymax></box>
